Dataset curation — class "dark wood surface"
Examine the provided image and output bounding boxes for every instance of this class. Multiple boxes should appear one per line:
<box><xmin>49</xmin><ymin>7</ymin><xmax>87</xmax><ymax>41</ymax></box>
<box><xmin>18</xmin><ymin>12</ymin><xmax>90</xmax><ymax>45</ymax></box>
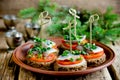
<box><xmin>0</xmin><ymin>19</ymin><xmax>120</xmax><ymax>80</ymax></box>
<box><xmin>0</xmin><ymin>0</ymin><xmax>120</xmax><ymax>17</ymax></box>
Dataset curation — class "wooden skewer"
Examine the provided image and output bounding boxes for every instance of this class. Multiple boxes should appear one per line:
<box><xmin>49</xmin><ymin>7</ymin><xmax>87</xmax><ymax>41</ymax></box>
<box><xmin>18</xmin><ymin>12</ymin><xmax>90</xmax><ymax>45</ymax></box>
<box><xmin>69</xmin><ymin>8</ymin><xmax>80</xmax><ymax>38</ymax></box>
<box><xmin>38</xmin><ymin>11</ymin><xmax>51</xmax><ymax>38</ymax></box>
<box><xmin>69</xmin><ymin>22</ymin><xmax>72</xmax><ymax>53</ymax></box>
<box><xmin>63</xmin><ymin>21</ymin><xmax>73</xmax><ymax>53</ymax></box>
<box><xmin>89</xmin><ymin>14</ymin><xmax>99</xmax><ymax>44</ymax></box>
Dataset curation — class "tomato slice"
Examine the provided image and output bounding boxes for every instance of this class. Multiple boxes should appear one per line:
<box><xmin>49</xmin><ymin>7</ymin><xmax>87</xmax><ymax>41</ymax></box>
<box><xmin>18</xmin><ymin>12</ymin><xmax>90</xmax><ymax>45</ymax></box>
<box><xmin>83</xmin><ymin>51</ymin><xmax>104</xmax><ymax>59</ymax></box>
<box><xmin>57</xmin><ymin>56</ymin><xmax>83</xmax><ymax>65</ymax></box>
<box><xmin>62</xmin><ymin>40</ymin><xmax>78</xmax><ymax>50</ymax></box>
<box><xmin>29</xmin><ymin>53</ymin><xmax>56</xmax><ymax>62</ymax></box>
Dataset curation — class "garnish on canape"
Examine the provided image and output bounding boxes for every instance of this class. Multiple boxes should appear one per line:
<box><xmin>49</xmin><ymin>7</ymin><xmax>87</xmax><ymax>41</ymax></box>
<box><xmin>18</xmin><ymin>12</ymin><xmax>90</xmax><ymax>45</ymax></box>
<box><xmin>61</xmin><ymin>8</ymin><xmax>88</xmax><ymax>50</ymax></box>
<box><xmin>81</xmin><ymin>14</ymin><xmax>106</xmax><ymax>66</ymax></box>
<box><xmin>26</xmin><ymin>37</ymin><xmax>59</xmax><ymax>69</ymax></box>
<box><xmin>82</xmin><ymin>43</ymin><xmax>106</xmax><ymax>66</ymax></box>
<box><xmin>61</xmin><ymin>34</ymin><xmax>87</xmax><ymax>50</ymax></box>
<box><xmin>54</xmin><ymin>50</ymin><xmax>87</xmax><ymax>71</ymax></box>
<box><xmin>55</xmin><ymin>18</ymin><xmax>87</xmax><ymax>71</ymax></box>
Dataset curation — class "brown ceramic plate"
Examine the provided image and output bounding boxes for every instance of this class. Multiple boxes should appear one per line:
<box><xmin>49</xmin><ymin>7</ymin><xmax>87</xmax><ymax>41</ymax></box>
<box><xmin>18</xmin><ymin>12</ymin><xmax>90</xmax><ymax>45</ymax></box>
<box><xmin>12</xmin><ymin>38</ymin><xmax>115</xmax><ymax>76</ymax></box>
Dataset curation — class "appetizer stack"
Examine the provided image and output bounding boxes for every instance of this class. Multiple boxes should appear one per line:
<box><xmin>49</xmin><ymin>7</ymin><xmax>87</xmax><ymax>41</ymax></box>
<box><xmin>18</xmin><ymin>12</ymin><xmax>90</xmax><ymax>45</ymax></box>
<box><xmin>82</xmin><ymin>43</ymin><xmax>106</xmax><ymax>66</ymax></box>
<box><xmin>26</xmin><ymin>37</ymin><xmax>106</xmax><ymax>71</ymax></box>
<box><xmin>26</xmin><ymin>37</ymin><xmax>59</xmax><ymax>70</ymax></box>
<box><xmin>25</xmin><ymin>8</ymin><xmax>106</xmax><ymax>71</ymax></box>
<box><xmin>54</xmin><ymin>36</ymin><xmax>106</xmax><ymax>71</ymax></box>
<box><xmin>54</xmin><ymin>50</ymin><xmax>87</xmax><ymax>71</ymax></box>
<box><xmin>61</xmin><ymin>35</ymin><xmax>87</xmax><ymax>50</ymax></box>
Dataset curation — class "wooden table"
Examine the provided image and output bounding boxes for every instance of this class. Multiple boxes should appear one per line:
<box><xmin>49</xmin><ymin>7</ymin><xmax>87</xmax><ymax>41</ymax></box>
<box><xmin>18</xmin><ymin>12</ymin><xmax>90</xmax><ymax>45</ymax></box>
<box><xmin>0</xmin><ymin>19</ymin><xmax>120</xmax><ymax>80</ymax></box>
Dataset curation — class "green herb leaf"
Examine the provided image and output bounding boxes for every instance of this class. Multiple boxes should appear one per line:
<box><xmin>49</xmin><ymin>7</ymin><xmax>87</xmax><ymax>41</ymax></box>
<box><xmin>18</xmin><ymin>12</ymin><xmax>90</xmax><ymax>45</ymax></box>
<box><xmin>47</xmin><ymin>47</ymin><xmax>51</xmax><ymax>50</ymax></box>
<box><xmin>84</xmin><ymin>43</ymin><xmax>97</xmax><ymax>50</ymax></box>
<box><xmin>38</xmin><ymin>54</ymin><xmax>42</xmax><ymax>58</ymax></box>
<box><xmin>72</xmin><ymin>50</ymin><xmax>81</xmax><ymax>55</ymax></box>
<box><xmin>81</xmin><ymin>50</ymin><xmax>87</xmax><ymax>55</ymax></box>
<box><xmin>18</xmin><ymin>7</ymin><xmax>37</xmax><ymax>19</ymax></box>
<box><xmin>70</xmin><ymin>58</ymin><xmax>74</xmax><ymax>62</ymax></box>
<box><xmin>76</xmin><ymin>57</ymin><xmax>82</xmax><ymax>61</ymax></box>
<box><xmin>62</xmin><ymin>50</ymin><xmax>70</xmax><ymax>56</ymax></box>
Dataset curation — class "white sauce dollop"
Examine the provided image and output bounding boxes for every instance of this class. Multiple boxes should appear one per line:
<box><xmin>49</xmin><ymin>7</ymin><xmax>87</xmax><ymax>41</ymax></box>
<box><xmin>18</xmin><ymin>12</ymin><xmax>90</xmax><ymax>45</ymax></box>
<box><xmin>42</xmin><ymin>40</ymin><xmax>56</xmax><ymax>48</ymax></box>
<box><xmin>92</xmin><ymin>46</ymin><xmax>103</xmax><ymax>53</ymax></box>
<box><xmin>57</xmin><ymin>53</ymin><xmax>80</xmax><ymax>61</ymax></box>
<box><xmin>44</xmin><ymin>48</ymin><xmax>58</xmax><ymax>56</ymax></box>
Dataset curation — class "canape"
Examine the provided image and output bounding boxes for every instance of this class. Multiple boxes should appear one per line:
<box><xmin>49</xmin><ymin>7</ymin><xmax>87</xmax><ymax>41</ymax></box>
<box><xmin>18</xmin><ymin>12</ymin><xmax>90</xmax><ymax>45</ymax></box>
<box><xmin>26</xmin><ymin>37</ymin><xmax>59</xmax><ymax>69</ymax></box>
<box><xmin>82</xmin><ymin>43</ymin><xmax>106</xmax><ymax>66</ymax></box>
<box><xmin>54</xmin><ymin>50</ymin><xmax>87</xmax><ymax>71</ymax></box>
<box><xmin>61</xmin><ymin>35</ymin><xmax>87</xmax><ymax>50</ymax></box>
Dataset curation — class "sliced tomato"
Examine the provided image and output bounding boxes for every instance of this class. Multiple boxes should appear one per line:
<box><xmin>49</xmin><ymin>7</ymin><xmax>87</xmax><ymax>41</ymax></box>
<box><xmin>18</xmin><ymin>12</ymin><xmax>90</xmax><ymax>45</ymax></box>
<box><xmin>62</xmin><ymin>40</ymin><xmax>78</xmax><ymax>50</ymax></box>
<box><xmin>29</xmin><ymin>53</ymin><xmax>56</xmax><ymax>62</ymax></box>
<box><xmin>57</xmin><ymin>56</ymin><xmax>83</xmax><ymax>65</ymax></box>
<box><xmin>84</xmin><ymin>51</ymin><xmax>104</xmax><ymax>59</ymax></box>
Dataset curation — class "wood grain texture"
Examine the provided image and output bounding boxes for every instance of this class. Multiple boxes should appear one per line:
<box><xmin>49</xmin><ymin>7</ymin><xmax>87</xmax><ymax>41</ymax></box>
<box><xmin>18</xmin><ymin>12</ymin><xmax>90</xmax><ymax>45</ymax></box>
<box><xmin>77</xmin><ymin>68</ymin><xmax>112</xmax><ymax>80</ymax></box>
<box><xmin>0</xmin><ymin>0</ymin><xmax>119</xmax><ymax>17</ymax></box>
<box><xmin>0</xmin><ymin>52</ymin><xmax>7</xmax><ymax>80</ymax></box>
<box><xmin>34</xmin><ymin>68</ymin><xmax>112</xmax><ymax>80</ymax></box>
<box><xmin>116</xmin><ymin>0</ymin><xmax>120</xmax><ymax>13</ymax></box>
<box><xmin>0</xmin><ymin>20</ymin><xmax>17</xmax><ymax>80</ymax></box>
<box><xmin>0</xmin><ymin>35</ymin><xmax>8</xmax><ymax>80</ymax></box>
<box><xmin>1</xmin><ymin>52</ymin><xmax>17</xmax><ymax>80</ymax></box>
<box><xmin>18</xmin><ymin>68</ymin><xmax>36</xmax><ymax>80</ymax></box>
<box><xmin>52</xmin><ymin>0</ymin><xmax>117</xmax><ymax>13</ymax></box>
<box><xmin>108</xmin><ymin>40</ymin><xmax>120</xmax><ymax>80</ymax></box>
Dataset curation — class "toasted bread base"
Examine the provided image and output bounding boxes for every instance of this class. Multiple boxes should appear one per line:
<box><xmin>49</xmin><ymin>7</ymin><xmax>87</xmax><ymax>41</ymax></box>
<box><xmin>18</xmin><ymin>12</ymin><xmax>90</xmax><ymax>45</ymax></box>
<box><xmin>54</xmin><ymin>59</ymin><xmax>87</xmax><ymax>71</ymax></box>
<box><xmin>26</xmin><ymin>58</ymin><xmax>56</xmax><ymax>70</ymax></box>
<box><xmin>86</xmin><ymin>53</ymin><xmax>106</xmax><ymax>67</ymax></box>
